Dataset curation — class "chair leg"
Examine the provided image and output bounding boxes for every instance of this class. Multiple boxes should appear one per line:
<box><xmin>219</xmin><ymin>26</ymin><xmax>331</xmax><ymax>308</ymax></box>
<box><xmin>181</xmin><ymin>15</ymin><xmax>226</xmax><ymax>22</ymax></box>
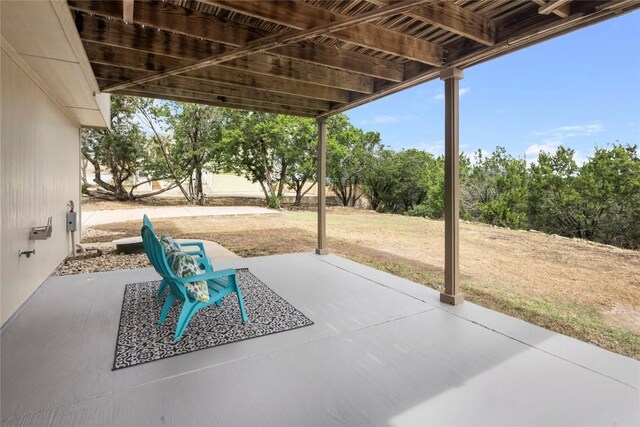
<box><xmin>157</xmin><ymin>293</ymin><xmax>176</xmax><ymax>325</ymax></box>
<box><xmin>174</xmin><ymin>302</ymin><xmax>200</xmax><ymax>341</ymax></box>
<box><xmin>156</xmin><ymin>279</ymin><xmax>168</xmax><ymax>299</ymax></box>
<box><xmin>215</xmin><ymin>299</ymin><xmax>222</xmax><ymax>307</ymax></box>
<box><xmin>232</xmin><ymin>276</ymin><xmax>249</xmax><ymax>323</ymax></box>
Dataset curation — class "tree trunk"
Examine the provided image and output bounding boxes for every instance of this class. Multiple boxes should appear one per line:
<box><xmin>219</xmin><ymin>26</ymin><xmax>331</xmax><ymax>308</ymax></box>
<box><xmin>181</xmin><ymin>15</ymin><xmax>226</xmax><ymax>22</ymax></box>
<box><xmin>195</xmin><ymin>164</ymin><xmax>204</xmax><ymax>205</ymax></box>
<box><xmin>80</xmin><ymin>158</ymin><xmax>89</xmax><ymax>186</ymax></box>
<box><xmin>277</xmin><ymin>161</ymin><xmax>287</xmax><ymax>199</ymax></box>
<box><xmin>137</xmin><ymin>105</ymin><xmax>192</xmax><ymax>203</ymax></box>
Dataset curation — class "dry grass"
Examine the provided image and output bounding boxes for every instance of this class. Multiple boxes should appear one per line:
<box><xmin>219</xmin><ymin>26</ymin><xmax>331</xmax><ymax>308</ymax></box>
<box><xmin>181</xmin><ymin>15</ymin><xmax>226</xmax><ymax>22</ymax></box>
<box><xmin>85</xmin><ymin>207</ymin><xmax>640</xmax><ymax>359</ymax></box>
<box><xmin>82</xmin><ymin>196</ymin><xmax>267</xmax><ymax>211</ymax></box>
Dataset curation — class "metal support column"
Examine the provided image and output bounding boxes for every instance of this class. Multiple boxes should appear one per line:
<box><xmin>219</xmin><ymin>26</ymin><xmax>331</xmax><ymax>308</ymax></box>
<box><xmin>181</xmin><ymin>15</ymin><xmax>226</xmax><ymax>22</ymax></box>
<box><xmin>316</xmin><ymin>117</ymin><xmax>328</xmax><ymax>255</ymax></box>
<box><xmin>440</xmin><ymin>67</ymin><xmax>464</xmax><ymax>305</ymax></box>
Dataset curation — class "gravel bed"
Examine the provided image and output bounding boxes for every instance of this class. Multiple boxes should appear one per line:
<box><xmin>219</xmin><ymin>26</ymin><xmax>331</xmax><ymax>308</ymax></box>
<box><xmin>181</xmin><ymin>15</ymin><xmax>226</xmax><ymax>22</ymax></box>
<box><xmin>81</xmin><ymin>227</ymin><xmax>126</xmax><ymax>240</ymax></box>
<box><xmin>54</xmin><ymin>248</ymin><xmax>151</xmax><ymax>276</ymax></box>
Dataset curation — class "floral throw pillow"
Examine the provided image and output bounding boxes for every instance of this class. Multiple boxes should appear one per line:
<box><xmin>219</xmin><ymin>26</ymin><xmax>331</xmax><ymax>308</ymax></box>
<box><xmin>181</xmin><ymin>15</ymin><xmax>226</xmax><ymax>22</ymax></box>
<box><xmin>168</xmin><ymin>251</ymin><xmax>209</xmax><ymax>303</ymax></box>
<box><xmin>159</xmin><ymin>234</ymin><xmax>181</xmax><ymax>254</ymax></box>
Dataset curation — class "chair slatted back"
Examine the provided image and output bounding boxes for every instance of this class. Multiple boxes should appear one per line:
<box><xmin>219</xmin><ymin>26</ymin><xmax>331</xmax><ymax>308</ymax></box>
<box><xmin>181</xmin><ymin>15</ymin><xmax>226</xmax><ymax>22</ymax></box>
<box><xmin>143</xmin><ymin>214</ymin><xmax>154</xmax><ymax>232</ymax></box>
<box><xmin>141</xmin><ymin>225</ymin><xmax>188</xmax><ymax>300</ymax></box>
<box><xmin>141</xmin><ymin>220</ymin><xmax>162</xmax><ymax>277</ymax></box>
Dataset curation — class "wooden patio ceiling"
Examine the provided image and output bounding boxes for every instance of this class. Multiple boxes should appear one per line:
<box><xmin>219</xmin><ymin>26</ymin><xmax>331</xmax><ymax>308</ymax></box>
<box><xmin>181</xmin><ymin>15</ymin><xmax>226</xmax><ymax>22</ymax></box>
<box><xmin>69</xmin><ymin>0</ymin><xmax>639</xmax><ymax>118</ymax></box>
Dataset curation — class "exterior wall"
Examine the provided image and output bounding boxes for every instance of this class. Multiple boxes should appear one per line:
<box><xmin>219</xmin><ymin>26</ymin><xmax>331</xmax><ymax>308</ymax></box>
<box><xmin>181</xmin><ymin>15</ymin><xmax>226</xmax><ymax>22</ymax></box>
<box><xmin>1</xmin><ymin>49</ymin><xmax>80</xmax><ymax>325</ymax></box>
<box><xmin>204</xmin><ymin>173</ymin><xmax>263</xmax><ymax>197</ymax></box>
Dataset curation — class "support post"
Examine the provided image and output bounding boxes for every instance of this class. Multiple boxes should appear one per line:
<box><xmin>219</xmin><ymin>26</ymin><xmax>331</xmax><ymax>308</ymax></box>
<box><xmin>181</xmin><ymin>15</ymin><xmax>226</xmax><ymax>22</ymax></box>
<box><xmin>316</xmin><ymin>118</ymin><xmax>328</xmax><ymax>255</ymax></box>
<box><xmin>440</xmin><ymin>67</ymin><xmax>464</xmax><ymax>305</ymax></box>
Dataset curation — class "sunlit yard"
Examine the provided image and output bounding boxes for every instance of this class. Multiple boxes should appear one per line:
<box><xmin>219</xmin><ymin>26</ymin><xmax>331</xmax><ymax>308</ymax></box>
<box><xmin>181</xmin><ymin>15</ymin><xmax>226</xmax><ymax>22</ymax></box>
<box><xmin>86</xmin><ymin>207</ymin><xmax>640</xmax><ymax>359</ymax></box>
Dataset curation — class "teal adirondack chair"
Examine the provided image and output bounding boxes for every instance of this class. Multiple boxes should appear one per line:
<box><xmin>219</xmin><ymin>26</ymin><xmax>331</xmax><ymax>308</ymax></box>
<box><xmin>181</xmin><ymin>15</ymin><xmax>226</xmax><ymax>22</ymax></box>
<box><xmin>141</xmin><ymin>225</ymin><xmax>248</xmax><ymax>341</ymax></box>
<box><xmin>142</xmin><ymin>214</ymin><xmax>213</xmax><ymax>299</ymax></box>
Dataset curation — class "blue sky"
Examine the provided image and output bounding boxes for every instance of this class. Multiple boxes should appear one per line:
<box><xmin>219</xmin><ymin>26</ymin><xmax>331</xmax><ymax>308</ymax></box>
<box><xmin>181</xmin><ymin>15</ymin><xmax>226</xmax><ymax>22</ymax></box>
<box><xmin>345</xmin><ymin>10</ymin><xmax>640</xmax><ymax>164</ymax></box>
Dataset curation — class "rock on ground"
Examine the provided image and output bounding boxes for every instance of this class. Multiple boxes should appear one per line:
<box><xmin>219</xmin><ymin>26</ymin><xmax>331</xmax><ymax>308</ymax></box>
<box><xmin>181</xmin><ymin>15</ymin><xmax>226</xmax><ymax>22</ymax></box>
<box><xmin>54</xmin><ymin>248</ymin><xmax>150</xmax><ymax>276</ymax></box>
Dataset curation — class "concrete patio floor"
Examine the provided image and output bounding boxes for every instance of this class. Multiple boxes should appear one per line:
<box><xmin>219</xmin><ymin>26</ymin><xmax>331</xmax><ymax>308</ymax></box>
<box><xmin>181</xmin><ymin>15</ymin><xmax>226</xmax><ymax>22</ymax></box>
<box><xmin>1</xmin><ymin>253</ymin><xmax>638</xmax><ymax>426</ymax></box>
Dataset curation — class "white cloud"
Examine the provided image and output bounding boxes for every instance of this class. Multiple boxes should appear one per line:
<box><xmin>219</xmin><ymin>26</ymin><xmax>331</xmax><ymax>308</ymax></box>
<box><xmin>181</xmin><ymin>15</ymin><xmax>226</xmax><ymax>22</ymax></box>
<box><xmin>361</xmin><ymin>114</ymin><xmax>418</xmax><ymax>125</ymax></box>
<box><xmin>432</xmin><ymin>87</ymin><xmax>471</xmax><ymax>101</ymax></box>
<box><xmin>531</xmin><ymin>123</ymin><xmax>603</xmax><ymax>139</ymax></box>
<box><xmin>525</xmin><ymin>141</ymin><xmax>558</xmax><ymax>157</ymax></box>
<box><xmin>525</xmin><ymin>123</ymin><xmax>603</xmax><ymax>165</ymax></box>
<box><xmin>403</xmin><ymin>140</ymin><xmax>444</xmax><ymax>155</ymax></box>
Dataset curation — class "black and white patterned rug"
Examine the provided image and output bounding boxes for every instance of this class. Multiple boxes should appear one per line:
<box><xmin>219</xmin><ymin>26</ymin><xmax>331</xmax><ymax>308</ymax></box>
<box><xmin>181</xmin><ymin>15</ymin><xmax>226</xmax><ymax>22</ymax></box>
<box><xmin>113</xmin><ymin>269</ymin><xmax>313</xmax><ymax>370</ymax></box>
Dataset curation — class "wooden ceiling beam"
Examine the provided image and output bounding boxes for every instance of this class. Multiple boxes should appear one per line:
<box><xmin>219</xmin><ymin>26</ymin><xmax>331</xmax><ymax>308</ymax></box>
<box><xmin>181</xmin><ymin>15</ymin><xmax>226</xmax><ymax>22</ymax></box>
<box><xmin>222</xmin><ymin>55</ymin><xmax>373</xmax><ymax>94</ymax></box>
<box><xmin>532</xmin><ymin>0</ymin><xmax>571</xmax><ymax>18</ymax></box>
<box><xmin>122</xmin><ymin>0</ymin><xmax>133</xmax><ymax>23</ymax></box>
<box><xmin>69</xmin><ymin>1</ymin><xmax>405</xmax><ymax>82</ymax></box>
<box><xmin>90</xmin><ymin>62</ymin><xmax>346</xmax><ymax>104</ymax></box>
<box><xmin>70</xmin><ymin>0</ymin><xmax>431</xmax><ymax>91</ymax></box>
<box><xmin>406</xmin><ymin>3</ymin><xmax>495</xmax><ymax>46</ymax></box>
<box><xmin>268</xmin><ymin>44</ymin><xmax>403</xmax><ymax>82</ymax></box>
<box><xmin>83</xmin><ymin>42</ymin><xmax>350</xmax><ymax>103</ymax></box>
<box><xmin>76</xmin><ymin>17</ymin><xmax>373</xmax><ymax>94</ymax></box>
<box><xmin>96</xmin><ymin>74</ymin><xmax>332</xmax><ymax>111</ymax></box>
<box><xmin>69</xmin><ymin>0</ymin><xmax>259</xmax><ymax>47</ymax></box>
<box><xmin>95</xmin><ymin>79</ymin><xmax>323</xmax><ymax>115</ymax></box>
<box><xmin>366</xmin><ymin>0</ymin><xmax>496</xmax><ymax>46</ymax></box>
<box><xmin>115</xmin><ymin>88</ymin><xmax>317</xmax><ymax>117</ymax></box>
<box><xmin>204</xmin><ymin>0</ymin><xmax>443</xmax><ymax>64</ymax></box>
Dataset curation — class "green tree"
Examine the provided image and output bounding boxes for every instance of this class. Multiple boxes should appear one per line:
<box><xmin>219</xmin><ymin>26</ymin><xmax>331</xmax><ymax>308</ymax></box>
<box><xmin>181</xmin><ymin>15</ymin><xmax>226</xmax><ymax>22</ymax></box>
<box><xmin>528</xmin><ymin>144</ymin><xmax>640</xmax><ymax>247</ymax></box>
<box><xmin>405</xmin><ymin>154</ymin><xmax>448</xmax><ymax>219</ymax></box>
<box><xmin>81</xmin><ymin>96</ymin><xmax>174</xmax><ymax>200</ymax></box>
<box><xmin>462</xmin><ymin>147</ymin><xmax>529</xmax><ymax>228</ymax></box>
<box><xmin>364</xmin><ymin>148</ymin><xmax>437</xmax><ymax>213</ymax></box>
<box><xmin>282</xmin><ymin>118</ymin><xmax>317</xmax><ymax>206</ymax></box>
<box><xmin>364</xmin><ymin>148</ymin><xmax>398</xmax><ymax>212</ymax></box>
<box><xmin>135</xmin><ymin>99</ymin><xmax>191</xmax><ymax>202</ymax></box>
<box><xmin>327</xmin><ymin>114</ymin><xmax>382</xmax><ymax>207</ymax></box>
<box><xmin>221</xmin><ymin>111</ymin><xmax>316</xmax><ymax>208</ymax></box>
<box><xmin>578</xmin><ymin>144</ymin><xmax>640</xmax><ymax>247</ymax></box>
<box><xmin>528</xmin><ymin>146</ymin><xmax>582</xmax><ymax>236</ymax></box>
<box><xmin>167</xmin><ymin>103</ymin><xmax>224</xmax><ymax>205</ymax></box>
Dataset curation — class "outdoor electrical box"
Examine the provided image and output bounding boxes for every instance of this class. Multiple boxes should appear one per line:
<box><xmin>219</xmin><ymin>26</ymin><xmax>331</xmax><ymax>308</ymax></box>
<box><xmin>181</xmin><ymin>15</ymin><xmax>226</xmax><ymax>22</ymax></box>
<box><xmin>66</xmin><ymin>212</ymin><xmax>77</xmax><ymax>232</ymax></box>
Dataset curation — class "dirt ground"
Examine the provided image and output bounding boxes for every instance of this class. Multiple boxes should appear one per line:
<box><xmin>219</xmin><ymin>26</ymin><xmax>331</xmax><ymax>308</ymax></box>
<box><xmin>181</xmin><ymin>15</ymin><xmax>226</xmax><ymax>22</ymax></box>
<box><xmin>82</xmin><ymin>196</ymin><xmax>268</xmax><ymax>210</ymax></box>
<box><xmin>84</xmin><ymin>204</ymin><xmax>640</xmax><ymax>359</ymax></box>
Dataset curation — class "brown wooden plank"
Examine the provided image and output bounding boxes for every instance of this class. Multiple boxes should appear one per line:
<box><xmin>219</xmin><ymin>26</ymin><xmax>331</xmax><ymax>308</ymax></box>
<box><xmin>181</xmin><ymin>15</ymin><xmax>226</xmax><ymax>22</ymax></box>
<box><xmin>205</xmin><ymin>0</ymin><xmax>443</xmax><ymax>65</ymax></box>
<box><xmin>77</xmin><ymin>18</ymin><xmax>373</xmax><ymax>94</ymax></box>
<box><xmin>332</xmin><ymin>26</ymin><xmax>441</xmax><ymax>65</ymax></box>
<box><xmin>95</xmin><ymin>79</ymin><xmax>322</xmax><ymax>116</ymax></box>
<box><xmin>115</xmin><ymin>88</ymin><xmax>317</xmax><ymax>117</ymax></box>
<box><xmin>69</xmin><ymin>0</ymin><xmax>261</xmax><ymax>46</ymax></box>
<box><xmin>367</xmin><ymin>0</ymin><xmax>496</xmax><ymax>46</ymax></box>
<box><xmin>69</xmin><ymin>2</ymin><xmax>405</xmax><ymax>81</ymax></box>
<box><xmin>220</xmin><ymin>55</ymin><xmax>373</xmax><ymax>94</ymax></box>
<box><xmin>106</xmin><ymin>75</ymin><xmax>331</xmax><ymax>111</ymax></box>
<box><xmin>73</xmin><ymin>12</ymin><xmax>225</xmax><ymax>60</ymax></box>
<box><xmin>122</xmin><ymin>0</ymin><xmax>133</xmax><ymax>23</ymax></box>
<box><xmin>85</xmin><ymin>44</ymin><xmax>351</xmax><ymax>103</ymax></box>
<box><xmin>407</xmin><ymin>3</ymin><xmax>495</xmax><ymax>46</ymax></box>
<box><xmin>76</xmin><ymin>0</ymin><xmax>431</xmax><ymax>91</ymax></box>
<box><xmin>83</xmin><ymin>43</ymin><xmax>332</xmax><ymax>109</ymax></box>
<box><xmin>533</xmin><ymin>0</ymin><xmax>571</xmax><ymax>18</ymax></box>
<box><xmin>269</xmin><ymin>44</ymin><xmax>403</xmax><ymax>82</ymax></box>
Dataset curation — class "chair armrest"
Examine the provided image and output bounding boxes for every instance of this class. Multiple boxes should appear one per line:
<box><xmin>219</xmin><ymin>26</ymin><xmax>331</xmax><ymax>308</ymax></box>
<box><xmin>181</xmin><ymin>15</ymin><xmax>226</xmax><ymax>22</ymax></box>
<box><xmin>191</xmin><ymin>255</ymin><xmax>213</xmax><ymax>273</ymax></box>
<box><xmin>177</xmin><ymin>268</ymin><xmax>236</xmax><ymax>284</ymax></box>
<box><xmin>184</xmin><ymin>250</ymin><xmax>205</xmax><ymax>257</ymax></box>
<box><xmin>179</xmin><ymin>241</ymin><xmax>206</xmax><ymax>253</ymax></box>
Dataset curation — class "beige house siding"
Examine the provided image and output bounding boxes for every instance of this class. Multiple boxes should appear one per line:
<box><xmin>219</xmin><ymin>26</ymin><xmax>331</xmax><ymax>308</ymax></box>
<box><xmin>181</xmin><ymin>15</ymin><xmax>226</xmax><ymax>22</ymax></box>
<box><xmin>204</xmin><ymin>173</ymin><xmax>263</xmax><ymax>197</ymax></box>
<box><xmin>1</xmin><ymin>49</ymin><xmax>81</xmax><ymax>325</ymax></box>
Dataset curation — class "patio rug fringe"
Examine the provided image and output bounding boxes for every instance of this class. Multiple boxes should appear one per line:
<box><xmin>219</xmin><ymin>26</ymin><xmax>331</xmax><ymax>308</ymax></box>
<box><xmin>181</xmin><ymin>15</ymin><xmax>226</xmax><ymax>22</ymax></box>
<box><xmin>113</xmin><ymin>268</ymin><xmax>313</xmax><ymax>370</ymax></box>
